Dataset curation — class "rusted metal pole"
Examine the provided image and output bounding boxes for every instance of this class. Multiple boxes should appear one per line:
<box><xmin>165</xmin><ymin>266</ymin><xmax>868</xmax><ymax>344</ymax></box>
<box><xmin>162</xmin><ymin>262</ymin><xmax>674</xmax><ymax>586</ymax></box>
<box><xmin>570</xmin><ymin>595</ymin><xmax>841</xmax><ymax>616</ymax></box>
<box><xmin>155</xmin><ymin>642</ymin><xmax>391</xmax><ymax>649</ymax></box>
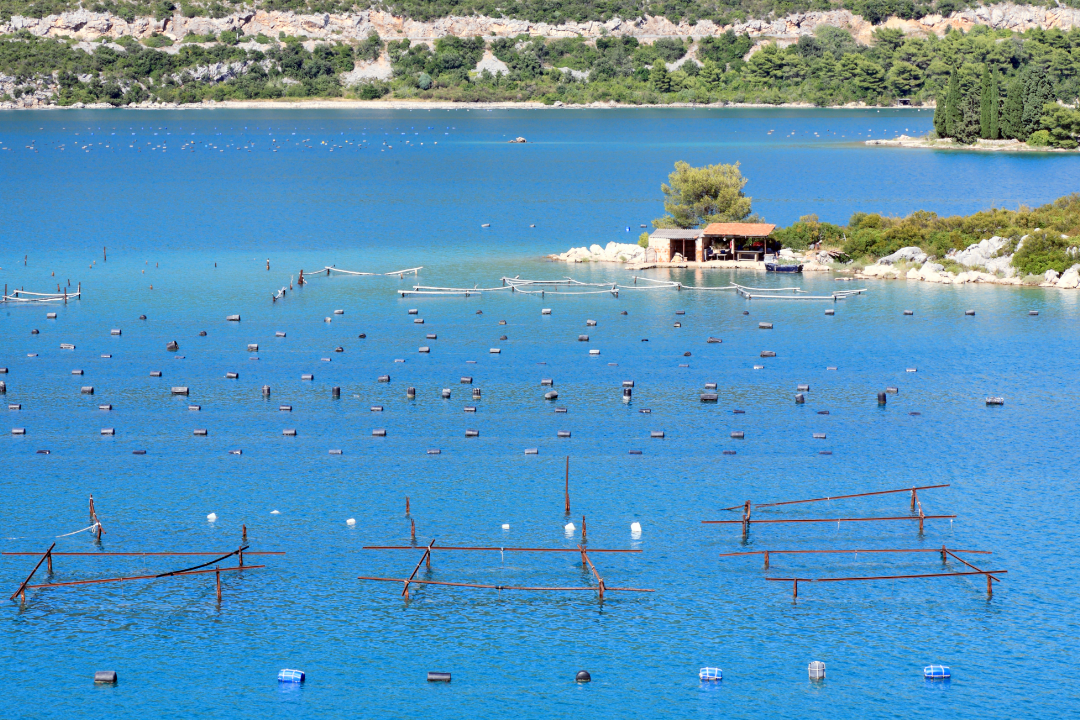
<box><xmin>401</xmin><ymin>539</ymin><xmax>435</xmax><ymax>598</ymax></box>
<box><xmin>410</xmin><ymin>518</ymin><xmax>416</xmax><ymax>540</ymax></box>
<box><xmin>3</xmin><ymin>552</ymin><xmax>285</xmax><ymax>557</ymax></box>
<box><xmin>727</xmin><ymin>484</ymin><xmax>951</xmax><ymax>511</ymax></box>
<box><xmin>242</xmin><ymin>524</ymin><xmax>247</xmax><ymax>542</ymax></box>
<box><xmin>406</xmin><ymin>497</ymin><xmax>410</xmax><ymax>516</ymax></box>
<box><xmin>362</xmin><ymin>546</ymin><xmax>640</xmax><ymax>553</ymax></box>
<box><xmin>10</xmin><ymin>543</ymin><xmax>56</xmax><ymax>601</ymax></box>
<box><xmin>216</xmin><ymin>567</ymin><xmax>221</xmax><ymax>601</ymax></box>
<box><xmin>582</xmin><ymin>516</ymin><xmax>586</xmax><ymax>543</ymax></box>
<box><xmin>703</xmin><ymin>515</ymin><xmax>957</xmax><ymax>526</ymax></box>
<box><xmin>23</xmin><ymin>564</ymin><xmax>264</xmax><ymax>591</ymax></box>
<box><xmin>764</xmin><ymin>550</ymin><xmax>769</xmax><ymax>569</ymax></box>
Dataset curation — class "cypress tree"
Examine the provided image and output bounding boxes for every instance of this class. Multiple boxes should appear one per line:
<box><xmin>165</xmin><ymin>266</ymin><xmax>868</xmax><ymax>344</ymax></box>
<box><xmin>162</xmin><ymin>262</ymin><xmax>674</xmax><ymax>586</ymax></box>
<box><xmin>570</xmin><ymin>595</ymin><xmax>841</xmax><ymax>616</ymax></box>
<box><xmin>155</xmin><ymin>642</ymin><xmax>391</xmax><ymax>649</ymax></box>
<box><xmin>945</xmin><ymin>71</ymin><xmax>962</xmax><ymax>137</ymax></box>
<box><xmin>988</xmin><ymin>68</ymin><xmax>1001</xmax><ymax>140</ymax></box>
<box><xmin>934</xmin><ymin>79</ymin><xmax>948</xmax><ymax>136</ymax></box>
<box><xmin>954</xmin><ymin>95</ymin><xmax>982</xmax><ymax>145</ymax></box>
<box><xmin>1022</xmin><ymin>71</ymin><xmax>1053</xmax><ymax>140</ymax></box>
<box><xmin>979</xmin><ymin>65</ymin><xmax>993</xmax><ymax>139</ymax></box>
<box><xmin>1002</xmin><ymin>74</ymin><xmax>1025</xmax><ymax>139</ymax></box>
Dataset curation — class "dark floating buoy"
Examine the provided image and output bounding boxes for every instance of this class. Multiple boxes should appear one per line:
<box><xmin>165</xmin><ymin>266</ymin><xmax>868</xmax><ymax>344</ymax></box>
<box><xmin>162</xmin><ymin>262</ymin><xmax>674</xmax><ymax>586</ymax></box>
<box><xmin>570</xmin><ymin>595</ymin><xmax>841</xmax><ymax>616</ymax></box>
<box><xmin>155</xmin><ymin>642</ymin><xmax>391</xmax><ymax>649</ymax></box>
<box><xmin>965</xmin><ymin>310</ymin><xmax>975</xmax><ymax>316</ymax></box>
<box><xmin>379</xmin><ymin>375</ymin><xmax>390</xmax><ymax>383</ymax></box>
<box><xmin>262</xmin><ymin>385</ymin><xmax>271</xmax><ymax>396</ymax></box>
<box><xmin>877</xmin><ymin>392</ymin><xmax>888</xmax><ymax>404</ymax></box>
<box><xmin>704</xmin><ymin>382</ymin><xmax>717</xmax><ymax>389</ymax></box>
<box><xmin>742</xmin><ymin>311</ymin><xmax>749</xmax><ymax>315</ymax></box>
<box><xmin>795</xmin><ymin>393</ymin><xmax>805</xmax><ymax>404</ymax></box>
<box><xmin>407</xmin><ymin>387</ymin><xmax>416</xmax><ymax>399</ymax></box>
<box><xmin>199</xmin><ymin>330</ymin><xmax>207</xmax><ymax>336</ymax></box>
<box><xmin>639</xmin><ymin>408</ymin><xmax>652</xmax><ymax>414</ymax></box>
<box><xmin>554</xmin><ymin>407</ymin><xmax>567</xmax><ymax>413</ymax></box>
<box><xmin>557</xmin><ymin>430</ymin><xmax>571</xmax><ymax>438</ymax></box>
<box><xmin>733</xmin><ymin>409</ymin><xmax>745</xmax><ymax>414</ymax></box>
<box><xmin>910</xmin><ymin>411</ymin><xmax>921</xmax><ymax>416</ymax></box>
<box><xmin>283</xmin><ymin>429</ymin><xmax>297</xmax><ymax>436</ymax></box>
<box><xmin>622</xmin><ymin>388</ymin><xmax>631</xmax><ymax>401</ymax></box>
<box><xmin>620</xmin><ymin>311</ymin><xmax>628</xmax><ymax>315</ymax></box>
<box><xmin>81</xmin><ymin>386</ymin><xmax>94</xmax><ymax>394</ymax></box>
<box><xmin>31</xmin><ymin>329</ymin><xmax>39</xmax><ymax>335</ymax></box>
<box><xmin>731</xmin><ymin>431</ymin><xmax>745</xmax><ymax>439</ymax></box>
<box><xmin>499</xmin><ymin>335</ymin><xmax>508</xmax><ymax>341</ymax></box>
<box><xmin>576</xmin><ymin>671</ymin><xmax>591</xmax><ymax>683</ymax></box>
<box><xmin>700</xmin><ymin>393</ymin><xmax>718</xmax><ymax>402</ymax></box>
<box><xmin>723</xmin><ymin>450</ymin><xmax>736</xmax><ymax>455</ymax></box>
<box><xmin>1029</xmin><ymin>310</ymin><xmax>1039</xmax><ymax>316</ymax></box>
<box><xmin>628</xmin><ymin>449</ymin><xmax>642</xmax><ymax>455</ymax></box>
<box><xmin>683</xmin><ymin>351</ymin><xmax>691</xmax><ymax>357</ymax></box>
<box><xmin>94</xmin><ymin>671</ymin><xmax>118</xmax><ymax>684</ymax></box>
<box><xmin>707</xmin><ymin>337</ymin><xmax>722</xmax><ymax>343</ymax></box>
<box><xmin>641</xmin><ymin>338</ymin><xmax>649</xmax><ymax>342</ymax></box>
<box><xmin>37</xmin><ymin>449</ymin><xmax>50</xmax><ymax>454</ymax></box>
<box><xmin>166</xmin><ymin>341</ymin><xmax>179</xmax><ymax>351</ymax></box>
<box><xmin>797</xmin><ymin>384</ymin><xmax>810</xmax><ymax>392</ymax></box>
<box><xmin>332</xmin><ymin>386</ymin><xmax>341</xmax><ymax>398</ymax></box>
<box><xmin>335</xmin><ymin>346</ymin><xmax>344</xmax><ymax>353</ymax></box>
<box><xmin>372</xmin><ymin>429</ymin><xmax>386</xmax><ymax>436</ymax></box>
<box><xmin>760</xmin><ymin>351</ymin><xmax>776</xmax><ymax>358</ymax></box>
<box><xmin>545</xmin><ymin>390</ymin><xmax>559</xmax><ymax>400</ymax></box>
<box><xmin>886</xmin><ymin>386</ymin><xmax>899</xmax><ymax>394</ymax></box>
<box><xmin>427</xmin><ymin>672</ymin><xmax>451</xmax><ymax>683</ymax></box>
<box><xmin>473</xmin><ymin>387</ymin><xmax>483</xmax><ymax>398</ymax></box>
<box><xmin>813</xmin><ymin>433</ymin><xmax>827</xmax><ymax>439</ymax></box>
<box><xmin>132</xmin><ymin>449</ymin><xmax>146</xmax><ymax>455</ymax></box>
<box><xmin>650</xmin><ymin>430</ymin><xmax>665</xmax><ymax>438</ymax></box>
<box><xmin>139</xmin><ymin>315</ymin><xmax>147</xmax><ymax>320</ymax></box>
<box><xmin>818</xmin><ymin>410</ymin><xmax>830</xmax><ymax>415</ymax></box>
<box><xmin>824</xmin><ymin>309</ymin><xmax>835</xmax><ymax>316</ymax></box>
<box><xmin>904</xmin><ymin>310</ymin><xmax>914</xmax><ymax>316</ymax></box>
<box><xmin>358</xmin><ymin>333</ymin><xmax>367</xmax><ymax>339</ymax></box>
<box><xmin>461</xmin><ymin>376</ymin><xmax>473</xmax><ymax>384</ymax></box>
<box><xmin>465</xmin><ymin>429</ymin><xmax>479</xmax><ymax>437</ymax></box>
<box><xmin>819</xmin><ymin>450</ymin><xmax>833</xmax><ymax>455</ymax></box>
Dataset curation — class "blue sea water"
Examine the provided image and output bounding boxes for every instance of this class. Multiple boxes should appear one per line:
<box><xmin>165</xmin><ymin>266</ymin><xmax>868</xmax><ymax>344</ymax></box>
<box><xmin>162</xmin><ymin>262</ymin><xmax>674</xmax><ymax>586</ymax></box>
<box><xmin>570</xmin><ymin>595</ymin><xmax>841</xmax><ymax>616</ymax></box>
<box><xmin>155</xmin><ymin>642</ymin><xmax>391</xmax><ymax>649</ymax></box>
<box><xmin>1</xmin><ymin>107</ymin><xmax>1079</xmax><ymax>719</ymax></box>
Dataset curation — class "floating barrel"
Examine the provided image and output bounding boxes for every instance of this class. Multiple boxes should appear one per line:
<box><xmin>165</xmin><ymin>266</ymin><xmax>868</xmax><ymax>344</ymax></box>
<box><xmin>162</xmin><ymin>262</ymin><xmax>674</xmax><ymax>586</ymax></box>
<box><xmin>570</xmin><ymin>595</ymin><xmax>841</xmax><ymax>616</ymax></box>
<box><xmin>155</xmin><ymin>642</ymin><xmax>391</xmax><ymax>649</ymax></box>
<box><xmin>683</xmin><ymin>352</ymin><xmax>691</xmax><ymax>357</ymax></box>
<box><xmin>262</xmin><ymin>385</ymin><xmax>271</xmax><ymax>396</ymax></box>
<box><xmin>1029</xmin><ymin>310</ymin><xmax>1039</xmax><ymax>316</ymax></box>
<box><xmin>589</xmin><ymin>349</ymin><xmax>600</xmax><ymax>355</ymax></box>
<box><xmin>150</xmin><ymin>371</ymin><xmax>162</xmax><ymax>377</ymax></box>
<box><xmin>60</xmin><ymin>343</ymin><xmax>75</xmax><ymax>350</ymax></box>
<box><xmin>280</xmin><ymin>405</ymin><xmax>292</xmax><ymax>411</ymax></box>
<box><xmin>498</xmin><ymin>320</ymin><xmax>506</xmax><ymax>325</ymax></box>
<box><xmin>188</xmin><ymin>405</ymin><xmax>200</xmax><ymax>411</ymax></box>
<box><xmin>586</xmin><ymin>319</ymin><xmax>596</xmax><ymax>327</ymax></box>
<box><xmin>906</xmin><ymin>368</ymin><xmax>917</xmax><ymax>372</ymax></box>
<box><xmin>545</xmin><ymin>391</ymin><xmax>559</xmax><ymax>400</ymax></box>
<box><xmin>81</xmin><ymin>386</ymin><xmax>94</xmax><ymax>394</ymax></box>
<box><xmin>461</xmin><ymin>377</ymin><xmax>473</xmax><ymax>384</ymax></box>
<box><xmin>379</xmin><ymin>375</ymin><xmax>390</xmax><ymax>383</ymax></box>
<box><xmin>639</xmin><ymin>409</ymin><xmax>652</xmax><ymax>414</ymax></box>
<box><xmin>675</xmin><ymin>310</ymin><xmax>685</xmax><ymax>316</ymax></box>
<box><xmin>194</xmin><ymin>429</ymin><xmax>208</xmax><ymax>436</ymax></box>
<box><xmin>9</xmin><ymin>403</ymin><xmax>21</xmax><ymax>410</ymax></box>
<box><xmin>247</xmin><ymin>344</ymin><xmax>258</xmax><ymax>352</ymax></box>
<box><xmin>819</xmin><ymin>450</ymin><xmax>833</xmax><ymax>455</ymax></box>
<box><xmin>226</xmin><ymin>315</ymin><xmax>240</xmax><ymax>322</ymax></box>
<box><xmin>334</xmin><ymin>309</ymin><xmax>344</xmax><ymax>315</ymax></box>
<box><xmin>324</xmin><ymin>317</ymin><xmax>332</xmax><ymax>323</ymax></box>
<box><xmin>489</xmin><ymin>348</ymin><xmax>501</xmax><ymax>354</ymax></box>
<box><xmin>541</xmin><ymin>309</ymin><xmax>551</xmax><ymax>315</ymax></box>
<box><xmin>818</xmin><ymin>410</ymin><xmax>830</xmax><ymax>415</ymax></box>
<box><xmin>172</xmin><ymin>387</ymin><xmax>189</xmax><ymax>395</ymax></box>
<box><xmin>986</xmin><ymin>397</ymin><xmax>1005</xmax><ymax>405</ymax></box>
<box><xmin>797</xmin><ymin>384</ymin><xmax>810</xmax><ymax>391</ymax></box>
<box><xmin>731</xmin><ymin>431</ymin><xmax>744</xmax><ymax>439</ymax></box>
<box><xmin>72</xmin><ymin>369</ymin><xmax>83</xmax><ymax>375</ymax></box>
<box><xmin>11</xmin><ymin>428</ymin><xmax>25</xmax><ymax>435</ymax></box>
<box><xmin>699</xmin><ymin>668</ymin><xmax>722</xmax><ymax>681</ymax></box>
<box><xmin>228</xmin><ymin>449</ymin><xmax>241</xmax><ymax>455</ymax></box>
<box><xmin>923</xmin><ymin>665</ymin><xmax>950</xmax><ymax>680</ymax></box>
<box><xmin>704</xmin><ymin>382</ymin><xmax>717</xmax><ymax>390</ymax></box>
<box><xmin>31</xmin><ymin>330</ymin><xmax>39</xmax><ymax>335</ymax></box>
<box><xmin>557</xmin><ymin>430</ymin><xmax>571</xmax><ymax>438</ymax></box>
<box><xmin>472</xmin><ymin>389</ymin><xmax>481</xmax><ymax>399</ymax></box>
<box><xmin>427</xmin><ymin>449</ymin><xmax>441</xmax><ymax>455</ymax></box>
<box><xmin>132</xmin><ymin>450</ymin><xmax>146</xmax><ymax>455</ymax></box>
<box><xmin>877</xmin><ymin>392</ymin><xmax>887</xmax><ymax>404</ymax></box>
<box><xmin>407</xmin><ymin>387</ymin><xmax>416</xmax><ymax>399</ymax></box>
<box><xmin>427</xmin><ymin>672</ymin><xmax>451</xmax><ymax>683</ymax></box>
<box><xmin>904</xmin><ymin>310</ymin><xmax>913</xmax><ymax>316</ymax></box>
<box><xmin>795</xmin><ymin>393</ymin><xmax>805</xmax><ymax>404</ymax></box>
<box><xmin>541</xmin><ymin>379</ymin><xmax>554</xmax><ymax>386</ymax></box>
<box><xmin>621</xmin><ymin>311</ymin><xmax>628</xmax><ymax>315</ymax></box>
<box><xmin>46</xmin><ymin>312</ymin><xmax>57</xmax><ymax>319</ymax></box>
<box><xmin>372</xmin><ymin>429</ymin><xmax>386</xmax><ymax>436</ymax></box>
<box><xmin>759</xmin><ymin>322</ymin><xmax>773</xmax><ymax>329</ymax></box>
<box><xmin>808</xmin><ymin>662</ymin><xmax>826</xmax><ymax>680</ymax></box>
<box><xmin>886</xmin><ymin>387</ymin><xmax>898</xmax><ymax>394</ymax></box>
<box><xmin>371</xmin><ymin>406</ymin><xmax>383</xmax><ymax>412</ymax></box>
<box><xmin>332</xmin><ymin>386</ymin><xmax>341</xmax><ymax>398</ymax></box>
<box><xmin>100</xmin><ymin>428</ymin><xmax>115</xmax><ymax>436</ymax></box>
<box><xmin>760</xmin><ymin>351</ymin><xmax>776</xmax><ymax>358</ymax></box>
<box><xmin>199</xmin><ymin>331</ymin><xmax>207</xmax><ymax>336</ymax></box>
<box><xmin>827</xmin><ymin>366</ymin><xmax>837</xmax><ymax>371</ymax></box>
<box><xmin>419</xmin><ymin>346</ymin><xmax>430</xmax><ymax>353</ymax></box>
<box><xmin>276</xmin><ymin>331</ymin><xmax>286</xmax><ymax>337</ymax></box>
<box><xmin>707</xmin><ymin>337</ymin><xmax>722</xmax><ymax>343</ymax></box>
<box><xmin>329</xmin><ymin>449</ymin><xmax>343</xmax><ymax>455</ymax></box>
<box><xmin>139</xmin><ymin>315</ymin><xmax>147</xmax><ymax>320</ymax></box>
<box><xmin>622</xmin><ymin>381</ymin><xmax>635</xmax><ymax>388</ymax></box>
<box><xmin>111</xmin><ymin>329</ymin><xmax>121</xmax><ymax>336</ymax></box>
<box><xmin>278</xmin><ymin>669</ymin><xmax>305</xmax><ymax>684</ymax></box>
<box><xmin>576</xmin><ymin>670</ymin><xmax>592</xmax><ymax>682</ymax></box>
<box><xmin>414</xmin><ymin>318</ymin><xmax>424</xmax><ymax>324</ymax></box>
<box><xmin>524</xmin><ymin>448</ymin><xmax>538</xmax><ymax>455</ymax></box>
<box><xmin>650</xmin><ymin>431</ymin><xmax>665</xmax><ymax>438</ymax></box>
<box><xmin>622</xmin><ymin>388</ymin><xmax>631</xmax><ymax>400</ymax></box>
<box><xmin>94</xmin><ymin>671</ymin><xmax>118</xmax><ymax>684</ymax></box>
<box><xmin>408</xmin><ymin>309</ymin><xmax>418</xmax><ymax>315</ymax></box>
<box><xmin>465</xmin><ymin>430</ymin><xmax>479</xmax><ymax>437</ymax></box>
<box><xmin>723</xmin><ymin>450</ymin><xmax>736</xmax><ymax>455</ymax></box>
<box><xmin>700</xmin><ymin>393</ymin><xmax>718</xmax><ymax>402</ymax></box>
<box><xmin>101</xmin><ymin>354</ymin><xmax>111</xmax><ymax>359</ymax></box>
<box><xmin>733</xmin><ymin>409</ymin><xmax>745</xmax><ymax>414</ymax></box>
<box><xmin>441</xmin><ymin>389</ymin><xmax>451</xmax><ymax>398</ymax></box>
<box><xmin>673</xmin><ymin>322</ymin><xmax>682</xmax><ymax>328</ymax></box>
<box><xmin>426</xmin><ymin>334</ymin><xmax>437</xmax><ymax>339</ymax></box>
<box><xmin>965</xmin><ymin>310</ymin><xmax>975</xmax><ymax>316</ymax></box>
<box><xmin>554</xmin><ymin>407</ymin><xmax>568</xmax><ymax>413</ymax></box>
<box><xmin>283</xmin><ymin>429</ymin><xmax>297</xmax><ymax>436</ymax></box>
<box><xmin>813</xmin><ymin>433</ymin><xmax>826</xmax><ymax>439</ymax></box>
<box><xmin>578</xmin><ymin>335</ymin><xmax>589</xmax><ymax>341</ymax></box>
<box><xmin>825</xmin><ymin>309</ymin><xmax>835</xmax><ymax>316</ymax></box>
<box><xmin>301</xmin><ymin>374</ymin><xmax>313</xmax><ymax>381</ymax></box>
<box><xmin>499</xmin><ymin>336</ymin><xmax>507</xmax><ymax>342</ymax></box>
<box><xmin>464</xmin><ymin>406</ymin><xmax>476</xmax><ymax>413</ymax></box>
<box><xmin>225</xmin><ymin>372</ymin><xmax>239</xmax><ymax>379</ymax></box>
<box><xmin>0</xmin><ymin>368</ymin><xmax>5</xmax><ymax>373</ymax></box>
<box><xmin>628</xmin><ymin>449</ymin><xmax>642</xmax><ymax>455</ymax></box>
<box><xmin>165</xmin><ymin>340</ymin><xmax>180</xmax><ymax>352</ymax></box>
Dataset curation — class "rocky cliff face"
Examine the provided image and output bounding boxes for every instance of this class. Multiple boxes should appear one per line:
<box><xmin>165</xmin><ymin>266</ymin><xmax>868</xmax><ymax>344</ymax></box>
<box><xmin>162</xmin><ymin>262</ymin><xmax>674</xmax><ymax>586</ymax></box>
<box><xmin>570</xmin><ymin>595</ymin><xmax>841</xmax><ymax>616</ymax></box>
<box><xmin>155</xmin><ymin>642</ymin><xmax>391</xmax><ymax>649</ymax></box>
<box><xmin>5</xmin><ymin>3</ymin><xmax>1080</xmax><ymax>45</ymax></box>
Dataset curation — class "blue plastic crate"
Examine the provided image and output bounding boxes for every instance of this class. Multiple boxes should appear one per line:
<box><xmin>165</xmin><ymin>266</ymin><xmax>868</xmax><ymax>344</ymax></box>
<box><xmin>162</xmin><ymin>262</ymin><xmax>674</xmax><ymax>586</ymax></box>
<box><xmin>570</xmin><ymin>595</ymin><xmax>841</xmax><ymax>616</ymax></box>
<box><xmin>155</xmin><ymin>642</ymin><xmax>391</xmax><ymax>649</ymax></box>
<box><xmin>923</xmin><ymin>665</ymin><xmax>950</xmax><ymax>680</ymax></box>
<box><xmin>699</xmin><ymin>667</ymin><xmax>723</xmax><ymax>681</ymax></box>
<box><xmin>278</xmin><ymin>669</ymin><xmax>305</xmax><ymax>683</ymax></box>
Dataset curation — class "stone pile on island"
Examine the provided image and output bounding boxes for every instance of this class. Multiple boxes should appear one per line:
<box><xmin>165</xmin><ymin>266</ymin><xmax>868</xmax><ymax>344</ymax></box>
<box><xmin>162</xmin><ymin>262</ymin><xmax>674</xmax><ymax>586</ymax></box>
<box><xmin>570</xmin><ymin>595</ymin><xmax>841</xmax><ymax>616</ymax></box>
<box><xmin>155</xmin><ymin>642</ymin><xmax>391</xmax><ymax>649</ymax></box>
<box><xmin>555</xmin><ymin>242</ymin><xmax>647</xmax><ymax>263</ymax></box>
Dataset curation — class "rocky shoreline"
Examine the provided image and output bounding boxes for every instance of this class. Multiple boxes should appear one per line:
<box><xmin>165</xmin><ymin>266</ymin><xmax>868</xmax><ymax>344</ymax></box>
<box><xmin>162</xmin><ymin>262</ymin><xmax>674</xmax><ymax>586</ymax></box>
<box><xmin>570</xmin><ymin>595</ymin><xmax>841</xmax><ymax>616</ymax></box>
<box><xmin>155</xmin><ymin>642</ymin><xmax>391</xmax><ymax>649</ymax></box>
<box><xmin>867</xmin><ymin>135</ymin><xmax>1077</xmax><ymax>152</ymax></box>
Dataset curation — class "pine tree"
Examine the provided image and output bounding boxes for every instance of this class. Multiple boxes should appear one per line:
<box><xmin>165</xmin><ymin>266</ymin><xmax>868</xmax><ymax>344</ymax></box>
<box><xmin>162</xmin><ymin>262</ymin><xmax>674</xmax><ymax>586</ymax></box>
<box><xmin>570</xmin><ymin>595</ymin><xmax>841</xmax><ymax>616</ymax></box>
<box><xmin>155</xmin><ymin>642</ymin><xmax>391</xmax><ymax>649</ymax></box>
<box><xmin>954</xmin><ymin>94</ymin><xmax>982</xmax><ymax>145</ymax></box>
<box><xmin>988</xmin><ymin>69</ymin><xmax>1001</xmax><ymax>140</ymax></box>
<box><xmin>934</xmin><ymin>85</ymin><xmax>948</xmax><ymax>137</ymax></box>
<box><xmin>945</xmin><ymin>71</ymin><xmax>962</xmax><ymax>137</ymax></box>
<box><xmin>979</xmin><ymin>65</ymin><xmax>993</xmax><ymax>139</ymax></box>
<box><xmin>1002</xmin><ymin>74</ymin><xmax>1025</xmax><ymax>139</ymax></box>
<box><xmin>650</xmin><ymin>61</ymin><xmax>672</xmax><ymax>93</ymax></box>
<box><xmin>1022</xmin><ymin>71</ymin><xmax>1054</xmax><ymax>140</ymax></box>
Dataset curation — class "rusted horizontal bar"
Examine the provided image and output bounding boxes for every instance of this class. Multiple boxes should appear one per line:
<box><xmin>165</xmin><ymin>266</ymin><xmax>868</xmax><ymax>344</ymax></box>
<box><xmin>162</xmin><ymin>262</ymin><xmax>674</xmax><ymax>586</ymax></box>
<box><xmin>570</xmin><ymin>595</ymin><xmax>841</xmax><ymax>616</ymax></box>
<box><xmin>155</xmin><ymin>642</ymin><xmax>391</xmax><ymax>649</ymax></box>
<box><xmin>747</xmin><ymin>484</ymin><xmax>951</xmax><ymax>510</ymax></box>
<box><xmin>362</xmin><ymin>546</ymin><xmax>640</xmax><ymax>553</ymax></box>
<box><xmin>1</xmin><ymin>557</ymin><xmax>287</xmax><ymax>561</ymax></box>
<box><xmin>718</xmin><ymin>548</ymin><xmax>989</xmax><ymax>557</ymax></box>
<box><xmin>703</xmin><ymin>515</ymin><xmax>956</xmax><ymax>525</ymax></box>
<box><xmin>767</xmin><ymin>570</ymin><xmax>1006</xmax><ymax>583</ymax></box>
<box><xmin>23</xmin><ymin>564</ymin><xmax>264</xmax><ymax>590</ymax></box>
<box><xmin>358</xmin><ymin>576</ymin><xmax>654</xmax><ymax>592</ymax></box>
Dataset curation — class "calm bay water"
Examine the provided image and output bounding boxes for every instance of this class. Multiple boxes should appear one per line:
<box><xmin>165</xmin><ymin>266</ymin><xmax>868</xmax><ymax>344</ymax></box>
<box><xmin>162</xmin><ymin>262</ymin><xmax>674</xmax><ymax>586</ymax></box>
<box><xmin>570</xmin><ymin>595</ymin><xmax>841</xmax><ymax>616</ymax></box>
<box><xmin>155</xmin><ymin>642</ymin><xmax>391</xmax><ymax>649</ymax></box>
<box><xmin>1</xmin><ymin>108</ymin><xmax>1078</xmax><ymax>718</ymax></box>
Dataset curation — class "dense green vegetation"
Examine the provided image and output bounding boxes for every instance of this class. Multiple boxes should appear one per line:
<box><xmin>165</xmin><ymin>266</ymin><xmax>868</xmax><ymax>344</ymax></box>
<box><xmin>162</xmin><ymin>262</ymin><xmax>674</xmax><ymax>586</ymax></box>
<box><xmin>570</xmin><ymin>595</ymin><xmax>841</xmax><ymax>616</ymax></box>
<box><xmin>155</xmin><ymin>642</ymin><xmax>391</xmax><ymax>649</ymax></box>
<box><xmin>773</xmin><ymin>193</ymin><xmax>1080</xmax><ymax>274</ymax></box>
<box><xmin>5</xmin><ymin>22</ymin><xmax>1080</xmax><ymax>116</ymax></box>
<box><xmin>652</xmin><ymin>160</ymin><xmax>756</xmax><ymax>228</ymax></box>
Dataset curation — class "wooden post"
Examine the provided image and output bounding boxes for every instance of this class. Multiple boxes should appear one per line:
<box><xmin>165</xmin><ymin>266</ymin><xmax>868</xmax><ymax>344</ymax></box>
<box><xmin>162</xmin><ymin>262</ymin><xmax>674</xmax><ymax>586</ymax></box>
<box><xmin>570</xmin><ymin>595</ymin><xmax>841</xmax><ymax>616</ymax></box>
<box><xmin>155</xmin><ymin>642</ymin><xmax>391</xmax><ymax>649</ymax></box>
<box><xmin>911</xmin><ymin>489</ymin><xmax>916</xmax><ymax>511</ymax></box>
<box><xmin>299</xmin><ymin>269</ymin><xmax>304</xmax><ymax>285</ymax></box>
<box><xmin>941</xmin><ymin>545</ymin><xmax>947</xmax><ymax>563</ymax></box>
<box><xmin>410</xmin><ymin>518</ymin><xmax>415</xmax><ymax>540</ymax></box>
<box><xmin>47</xmin><ymin>552</ymin><xmax>52</xmax><ymax>574</ymax></box>
<box><xmin>406</xmin><ymin>497</ymin><xmax>410</xmax><ymax>516</ymax></box>
<box><xmin>103</xmin><ymin>246</ymin><xmax>106</xmax><ymax>262</ymax></box>
<box><xmin>426</xmin><ymin>549</ymin><xmax>431</xmax><ymax>570</ymax></box>
<box><xmin>565</xmin><ymin>457</ymin><xmax>570</xmax><ymax>514</ymax></box>
<box><xmin>581</xmin><ymin>516</ymin><xmax>586</xmax><ymax>542</ymax></box>
<box><xmin>987</xmin><ymin>573</ymin><xmax>992</xmax><ymax>596</ymax></box>
<box><xmin>764</xmin><ymin>550</ymin><xmax>770</xmax><ymax>569</ymax></box>
<box><xmin>266</xmin><ymin>258</ymin><xmax>270</xmax><ymax>271</ymax></box>
<box><xmin>239</xmin><ymin>546</ymin><xmax>244</xmax><ymax>567</ymax></box>
<box><xmin>216</xmin><ymin>567</ymin><xmax>221</xmax><ymax>601</ymax></box>
<box><xmin>793</xmin><ymin>579</ymin><xmax>798</xmax><ymax>599</ymax></box>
